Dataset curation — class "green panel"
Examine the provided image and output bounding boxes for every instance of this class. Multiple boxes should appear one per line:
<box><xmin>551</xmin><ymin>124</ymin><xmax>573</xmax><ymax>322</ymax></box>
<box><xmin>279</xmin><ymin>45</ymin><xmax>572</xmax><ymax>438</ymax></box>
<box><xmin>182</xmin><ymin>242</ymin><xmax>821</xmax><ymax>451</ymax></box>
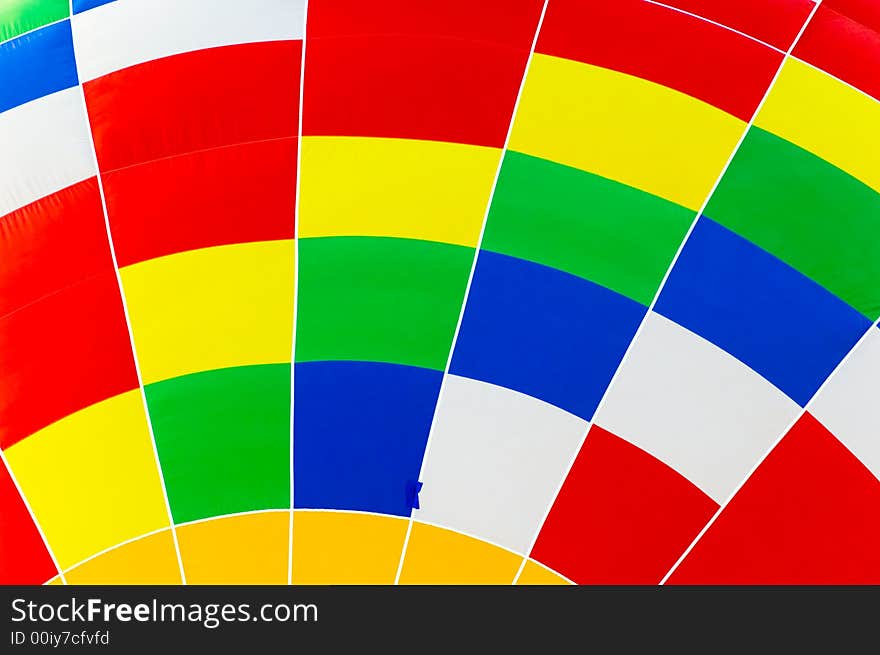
<box><xmin>1</xmin><ymin>1</ymin><xmax>69</xmax><ymax>42</ymax></box>
<box><xmin>482</xmin><ymin>151</ymin><xmax>693</xmax><ymax>306</ymax></box>
<box><xmin>706</xmin><ymin>127</ymin><xmax>880</xmax><ymax>320</ymax></box>
<box><xmin>146</xmin><ymin>364</ymin><xmax>291</xmax><ymax>524</ymax></box>
<box><xmin>296</xmin><ymin>236</ymin><xmax>473</xmax><ymax>370</ymax></box>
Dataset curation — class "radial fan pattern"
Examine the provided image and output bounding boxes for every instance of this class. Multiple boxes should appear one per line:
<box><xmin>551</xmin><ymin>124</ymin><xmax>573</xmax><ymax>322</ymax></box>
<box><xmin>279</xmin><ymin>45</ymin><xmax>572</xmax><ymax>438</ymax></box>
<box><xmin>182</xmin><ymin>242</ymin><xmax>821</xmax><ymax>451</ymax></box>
<box><xmin>1</xmin><ymin>0</ymin><xmax>879</xmax><ymax>586</ymax></box>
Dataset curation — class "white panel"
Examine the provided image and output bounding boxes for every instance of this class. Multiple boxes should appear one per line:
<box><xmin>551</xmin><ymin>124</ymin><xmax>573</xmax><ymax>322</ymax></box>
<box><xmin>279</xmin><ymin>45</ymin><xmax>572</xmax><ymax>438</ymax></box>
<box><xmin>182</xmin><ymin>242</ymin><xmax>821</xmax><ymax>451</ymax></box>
<box><xmin>415</xmin><ymin>375</ymin><xmax>587</xmax><ymax>554</ymax></box>
<box><xmin>72</xmin><ymin>0</ymin><xmax>306</xmax><ymax>81</ymax></box>
<box><xmin>0</xmin><ymin>88</ymin><xmax>95</xmax><ymax>218</ymax></box>
<box><xmin>811</xmin><ymin>326</ymin><xmax>880</xmax><ymax>480</ymax></box>
<box><xmin>596</xmin><ymin>312</ymin><xmax>800</xmax><ymax>503</ymax></box>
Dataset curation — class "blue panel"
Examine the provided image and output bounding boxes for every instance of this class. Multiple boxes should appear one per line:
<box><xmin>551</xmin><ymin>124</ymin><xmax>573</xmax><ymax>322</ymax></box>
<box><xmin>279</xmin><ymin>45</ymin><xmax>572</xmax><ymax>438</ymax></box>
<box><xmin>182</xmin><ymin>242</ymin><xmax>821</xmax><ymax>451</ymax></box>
<box><xmin>0</xmin><ymin>21</ymin><xmax>78</xmax><ymax>114</ymax></box>
<box><xmin>72</xmin><ymin>0</ymin><xmax>117</xmax><ymax>13</ymax></box>
<box><xmin>450</xmin><ymin>250</ymin><xmax>646</xmax><ymax>421</ymax></box>
<box><xmin>655</xmin><ymin>217</ymin><xmax>871</xmax><ymax>406</ymax></box>
<box><xmin>293</xmin><ymin>361</ymin><xmax>441</xmax><ymax>516</ymax></box>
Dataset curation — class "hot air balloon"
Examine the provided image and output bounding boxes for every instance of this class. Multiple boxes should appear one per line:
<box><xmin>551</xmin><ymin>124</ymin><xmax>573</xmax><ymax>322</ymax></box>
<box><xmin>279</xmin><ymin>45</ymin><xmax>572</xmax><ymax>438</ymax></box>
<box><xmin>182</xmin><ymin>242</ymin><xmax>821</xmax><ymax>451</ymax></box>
<box><xmin>1</xmin><ymin>0</ymin><xmax>879</xmax><ymax>587</ymax></box>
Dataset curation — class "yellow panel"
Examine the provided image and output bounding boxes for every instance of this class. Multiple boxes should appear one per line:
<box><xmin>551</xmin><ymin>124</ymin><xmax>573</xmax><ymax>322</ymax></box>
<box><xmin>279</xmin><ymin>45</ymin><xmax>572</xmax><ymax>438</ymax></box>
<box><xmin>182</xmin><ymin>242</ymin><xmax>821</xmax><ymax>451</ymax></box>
<box><xmin>46</xmin><ymin>576</ymin><xmax>63</xmax><ymax>586</ymax></box>
<box><xmin>516</xmin><ymin>559</ymin><xmax>572</xmax><ymax>585</ymax></box>
<box><xmin>509</xmin><ymin>54</ymin><xmax>745</xmax><ymax>210</ymax></box>
<box><xmin>299</xmin><ymin>136</ymin><xmax>500</xmax><ymax>247</ymax></box>
<box><xmin>65</xmin><ymin>530</ymin><xmax>181</xmax><ymax>584</ymax></box>
<box><xmin>291</xmin><ymin>511</ymin><xmax>407</xmax><ymax>584</ymax></box>
<box><xmin>177</xmin><ymin>511</ymin><xmax>288</xmax><ymax>584</ymax></box>
<box><xmin>121</xmin><ymin>240</ymin><xmax>294</xmax><ymax>385</ymax></box>
<box><xmin>5</xmin><ymin>391</ymin><xmax>171</xmax><ymax>570</ymax></box>
<box><xmin>755</xmin><ymin>58</ymin><xmax>880</xmax><ymax>194</ymax></box>
<box><xmin>398</xmin><ymin>522</ymin><xmax>521</xmax><ymax>584</ymax></box>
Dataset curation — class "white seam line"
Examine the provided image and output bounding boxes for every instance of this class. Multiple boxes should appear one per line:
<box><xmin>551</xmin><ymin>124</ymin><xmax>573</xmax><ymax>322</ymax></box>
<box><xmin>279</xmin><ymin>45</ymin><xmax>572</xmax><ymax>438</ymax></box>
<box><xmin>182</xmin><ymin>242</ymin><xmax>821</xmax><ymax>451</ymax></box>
<box><xmin>510</xmin><ymin>0</ymin><xmax>825</xmax><ymax>585</ymax></box>
<box><xmin>661</xmin><ymin>318</ymin><xmax>880</xmax><ymax>584</ymax></box>
<box><xmin>70</xmin><ymin>0</ymin><xmax>187</xmax><ymax>584</ymax></box>
<box><xmin>399</xmin><ymin>515</ymin><xmax>574</xmax><ymax>584</ymax></box>
<box><xmin>52</xmin><ymin>504</ymin><xmax>566</xmax><ymax>585</ymax></box>
<box><xmin>511</xmin><ymin>547</ymin><xmax>530</xmax><ymax>584</ymax></box>
<box><xmin>61</xmin><ymin>526</ymin><xmax>170</xmax><ymax>579</ymax></box>
<box><xmin>643</xmin><ymin>0</ymin><xmax>786</xmax><ymax>53</ymax></box>
<box><xmin>652</xmin><ymin>0</ymin><xmax>880</xmax><ymax>109</ymax></box>
<box><xmin>288</xmin><ymin>0</ymin><xmax>309</xmax><ymax>587</ymax></box>
<box><xmin>791</xmin><ymin>55</ymin><xmax>880</xmax><ymax>107</ymax></box>
<box><xmin>517</xmin><ymin>557</ymin><xmax>576</xmax><ymax>586</ymax></box>
<box><xmin>176</xmin><ymin>507</ymin><xmax>287</xmax><ymax>529</ymax></box>
<box><xmin>304</xmin><ymin>505</ymin><xmax>577</xmax><ymax>584</ymax></box>
<box><xmin>0</xmin><ymin>169</ymin><xmax>92</xmax><ymax>232</ymax></box>
<box><xmin>399</xmin><ymin>516</ymin><xmax>580</xmax><ymax>585</ymax></box>
<box><xmin>392</xmin><ymin>0</ymin><xmax>550</xmax><ymax>585</ymax></box>
<box><xmin>0</xmin><ymin>450</ymin><xmax>67</xmax><ymax>584</ymax></box>
<box><xmin>59</xmin><ymin>508</ymin><xmax>292</xmax><ymax>578</ymax></box>
<box><xmin>0</xmin><ymin>15</ymin><xmax>70</xmax><ymax>49</ymax></box>
<box><xmin>56</xmin><ymin>508</ymin><xmax>578</xmax><ymax>584</ymax></box>
<box><xmin>405</xmin><ymin>518</ymin><xmax>525</xmax><ymax>561</ymax></box>
<box><xmin>101</xmin><ymin>135</ymin><xmax>297</xmax><ymax>176</ymax></box>
<box><xmin>534</xmin><ymin>560</ymin><xmax>577</xmax><ymax>586</ymax></box>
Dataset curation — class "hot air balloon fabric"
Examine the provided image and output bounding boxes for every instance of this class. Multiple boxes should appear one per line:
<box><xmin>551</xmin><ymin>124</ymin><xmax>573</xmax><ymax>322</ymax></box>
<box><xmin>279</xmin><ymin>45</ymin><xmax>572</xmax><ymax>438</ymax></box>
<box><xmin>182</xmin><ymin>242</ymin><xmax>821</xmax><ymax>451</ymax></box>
<box><xmin>0</xmin><ymin>0</ymin><xmax>878</xmax><ymax>586</ymax></box>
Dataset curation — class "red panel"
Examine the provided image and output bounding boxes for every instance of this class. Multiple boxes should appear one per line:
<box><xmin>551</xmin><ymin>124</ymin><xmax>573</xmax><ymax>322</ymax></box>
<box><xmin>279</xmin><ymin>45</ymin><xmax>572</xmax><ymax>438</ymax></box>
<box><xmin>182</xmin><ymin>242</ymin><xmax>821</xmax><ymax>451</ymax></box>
<box><xmin>825</xmin><ymin>0</ymin><xmax>880</xmax><ymax>33</ymax></box>
<box><xmin>0</xmin><ymin>178</ymin><xmax>135</xmax><ymax>448</ymax></box>
<box><xmin>105</xmin><ymin>138</ymin><xmax>297</xmax><ymax>267</ymax></box>
<box><xmin>0</xmin><ymin>460</ymin><xmax>57</xmax><ymax>585</ymax></box>
<box><xmin>302</xmin><ymin>7</ymin><xmax>540</xmax><ymax>145</ymax></box>
<box><xmin>535</xmin><ymin>0</ymin><xmax>783</xmax><ymax>121</ymax></box>
<box><xmin>531</xmin><ymin>425</ymin><xmax>718</xmax><ymax>584</ymax></box>
<box><xmin>658</xmin><ymin>0</ymin><xmax>814</xmax><ymax>50</ymax></box>
<box><xmin>669</xmin><ymin>414</ymin><xmax>880</xmax><ymax>584</ymax></box>
<box><xmin>0</xmin><ymin>271</ymin><xmax>138</xmax><ymax>449</ymax></box>
<box><xmin>794</xmin><ymin>5</ymin><xmax>880</xmax><ymax>102</ymax></box>
<box><xmin>307</xmin><ymin>0</ymin><xmax>544</xmax><ymax>50</ymax></box>
<box><xmin>84</xmin><ymin>41</ymin><xmax>301</xmax><ymax>172</ymax></box>
<box><xmin>0</xmin><ymin>179</ymin><xmax>112</xmax><ymax>318</ymax></box>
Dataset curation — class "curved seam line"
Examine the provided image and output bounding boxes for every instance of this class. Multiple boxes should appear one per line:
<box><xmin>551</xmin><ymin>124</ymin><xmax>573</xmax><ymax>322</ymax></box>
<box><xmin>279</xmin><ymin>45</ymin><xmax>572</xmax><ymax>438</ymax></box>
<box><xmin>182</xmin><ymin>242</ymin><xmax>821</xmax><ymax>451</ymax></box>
<box><xmin>100</xmin><ymin>135</ymin><xmax>296</xmax><ymax>176</ymax></box>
